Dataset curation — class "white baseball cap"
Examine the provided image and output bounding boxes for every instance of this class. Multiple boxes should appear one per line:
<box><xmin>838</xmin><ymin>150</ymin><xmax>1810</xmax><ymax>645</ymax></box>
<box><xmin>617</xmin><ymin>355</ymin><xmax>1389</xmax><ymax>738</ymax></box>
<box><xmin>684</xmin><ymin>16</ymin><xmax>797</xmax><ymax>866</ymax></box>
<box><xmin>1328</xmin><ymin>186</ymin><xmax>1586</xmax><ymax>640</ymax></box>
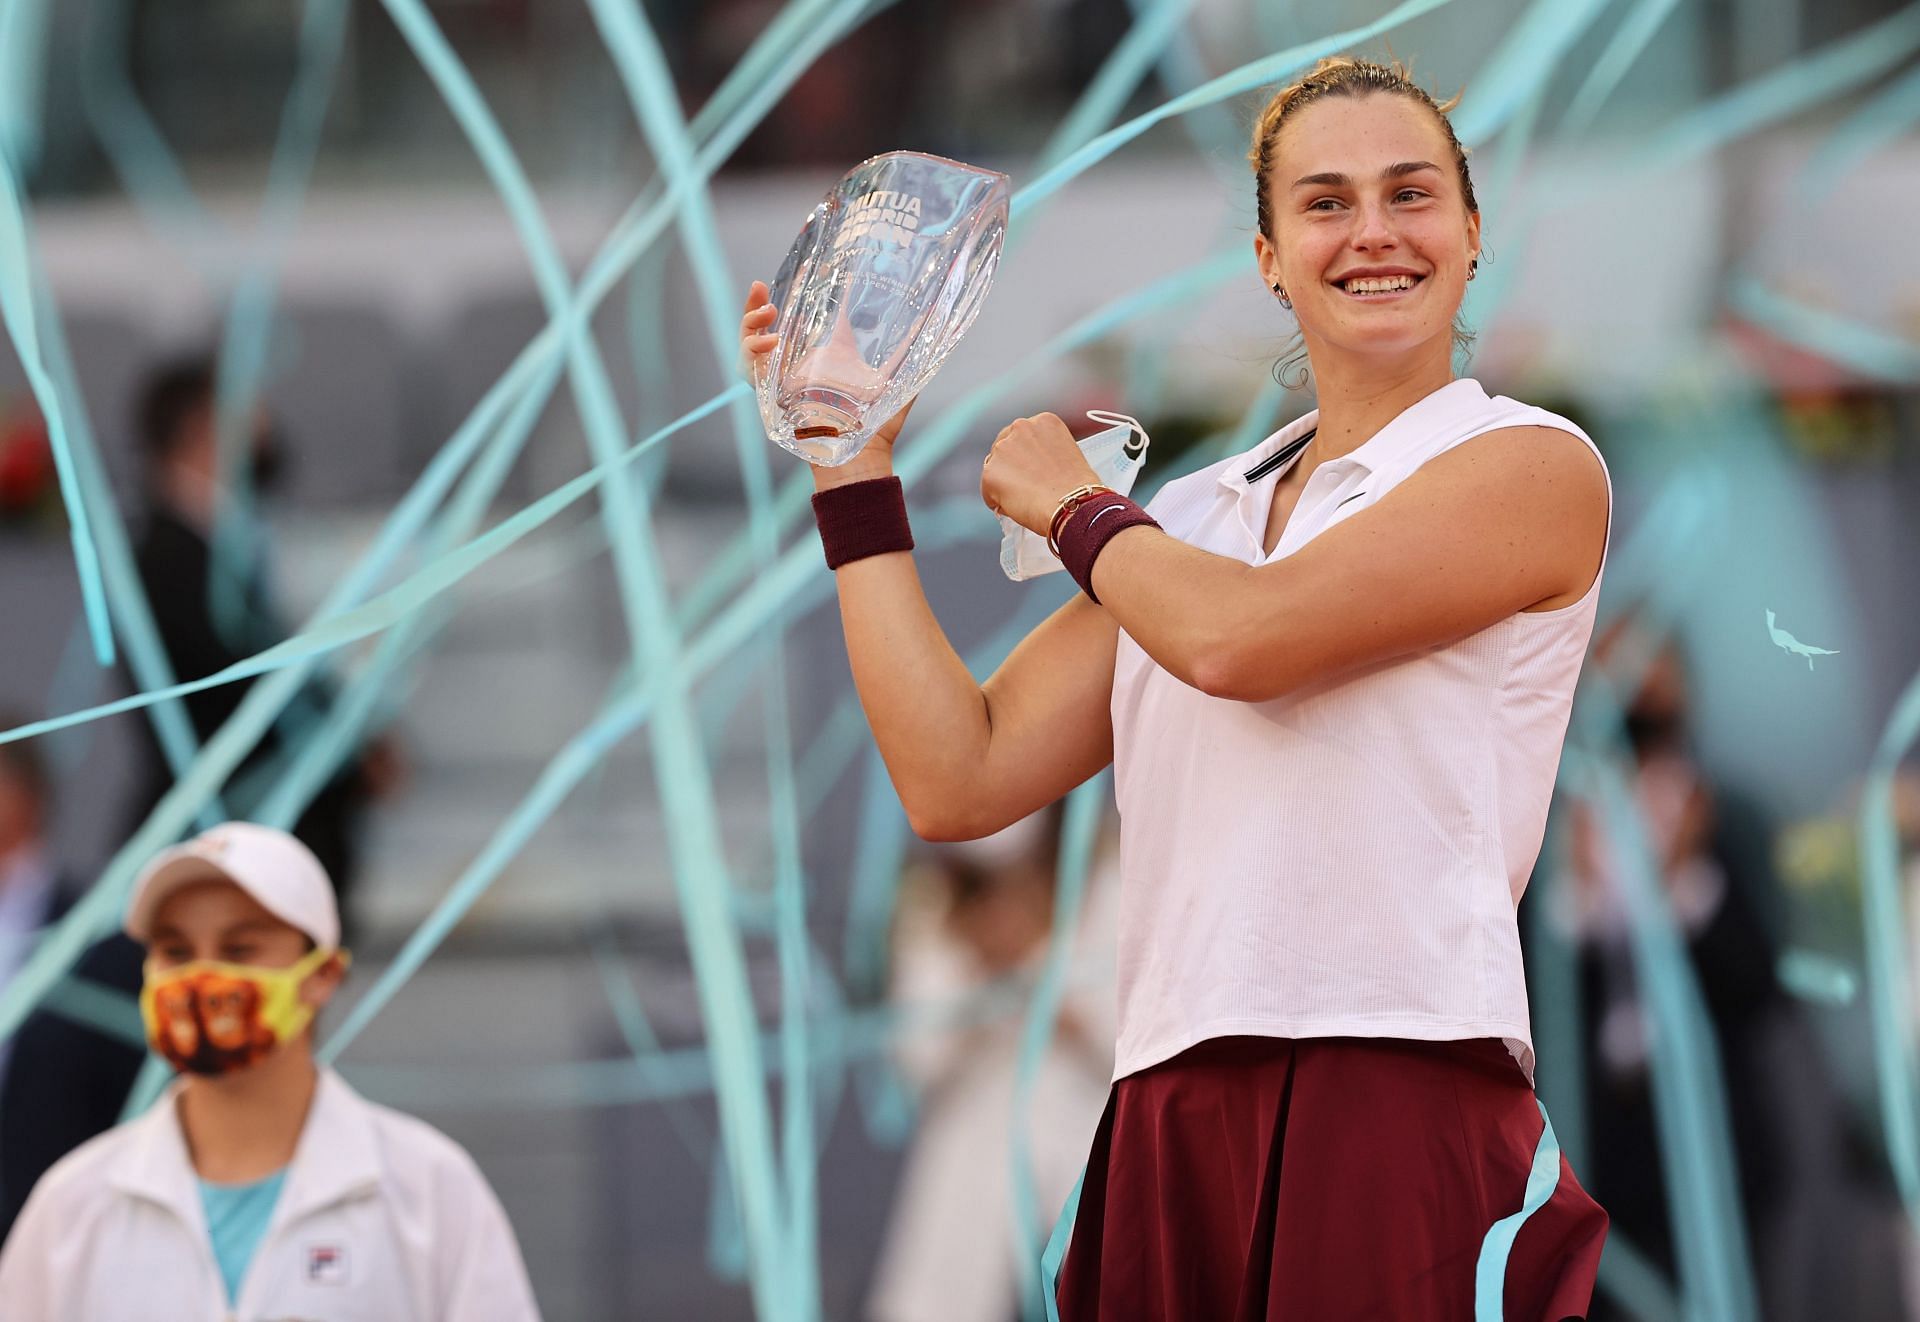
<box><xmin>126</xmin><ymin>822</ymin><xmax>340</xmax><ymax>949</ymax></box>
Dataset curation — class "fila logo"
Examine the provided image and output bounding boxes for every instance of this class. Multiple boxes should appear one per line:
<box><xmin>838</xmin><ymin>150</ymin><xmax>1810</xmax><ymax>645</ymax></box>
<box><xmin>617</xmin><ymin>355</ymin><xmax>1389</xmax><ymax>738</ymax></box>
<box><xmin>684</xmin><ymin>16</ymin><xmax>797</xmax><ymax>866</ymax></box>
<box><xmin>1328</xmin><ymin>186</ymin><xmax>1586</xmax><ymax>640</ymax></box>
<box><xmin>306</xmin><ymin>1244</ymin><xmax>349</xmax><ymax>1285</ymax></box>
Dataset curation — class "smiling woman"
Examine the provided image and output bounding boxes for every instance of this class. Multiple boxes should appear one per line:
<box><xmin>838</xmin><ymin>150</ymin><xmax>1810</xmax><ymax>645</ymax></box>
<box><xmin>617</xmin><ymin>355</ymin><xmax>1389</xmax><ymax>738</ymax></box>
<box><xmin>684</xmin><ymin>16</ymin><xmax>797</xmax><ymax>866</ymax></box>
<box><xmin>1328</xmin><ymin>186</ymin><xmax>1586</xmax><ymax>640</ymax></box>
<box><xmin>1250</xmin><ymin>56</ymin><xmax>1481</xmax><ymax>389</ymax></box>
<box><xmin>754</xmin><ymin>49</ymin><xmax>1612</xmax><ymax>1322</ymax></box>
<box><xmin>1036</xmin><ymin>58</ymin><xmax>1610</xmax><ymax>1322</ymax></box>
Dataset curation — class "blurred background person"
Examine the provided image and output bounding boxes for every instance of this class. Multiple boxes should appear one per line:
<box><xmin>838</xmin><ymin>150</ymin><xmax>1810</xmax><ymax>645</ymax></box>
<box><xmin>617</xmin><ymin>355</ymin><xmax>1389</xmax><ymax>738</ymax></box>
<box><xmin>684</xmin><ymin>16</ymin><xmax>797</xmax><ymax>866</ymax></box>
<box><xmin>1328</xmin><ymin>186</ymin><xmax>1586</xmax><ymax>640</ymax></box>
<box><xmin>868</xmin><ymin>809</ymin><xmax>1115</xmax><ymax>1322</ymax></box>
<box><xmin>0</xmin><ymin>720</ymin><xmax>145</xmax><ymax>1242</ymax></box>
<box><xmin>121</xmin><ymin>357</ymin><xmax>403</xmax><ymax>934</ymax></box>
<box><xmin>1560</xmin><ymin>626</ymin><xmax>1783</xmax><ymax>1315</ymax></box>
<box><xmin>0</xmin><ymin>821</ymin><xmax>539</xmax><ymax>1320</ymax></box>
<box><xmin>1553</xmin><ymin>622</ymin><xmax>1903</xmax><ymax>1321</ymax></box>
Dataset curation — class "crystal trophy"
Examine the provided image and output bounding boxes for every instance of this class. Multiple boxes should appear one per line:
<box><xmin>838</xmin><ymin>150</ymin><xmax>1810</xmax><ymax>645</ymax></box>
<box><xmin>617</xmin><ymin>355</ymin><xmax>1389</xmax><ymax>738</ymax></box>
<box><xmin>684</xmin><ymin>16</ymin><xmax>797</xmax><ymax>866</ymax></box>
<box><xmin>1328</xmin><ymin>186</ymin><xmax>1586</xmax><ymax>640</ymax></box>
<box><xmin>755</xmin><ymin>151</ymin><xmax>1011</xmax><ymax>466</ymax></box>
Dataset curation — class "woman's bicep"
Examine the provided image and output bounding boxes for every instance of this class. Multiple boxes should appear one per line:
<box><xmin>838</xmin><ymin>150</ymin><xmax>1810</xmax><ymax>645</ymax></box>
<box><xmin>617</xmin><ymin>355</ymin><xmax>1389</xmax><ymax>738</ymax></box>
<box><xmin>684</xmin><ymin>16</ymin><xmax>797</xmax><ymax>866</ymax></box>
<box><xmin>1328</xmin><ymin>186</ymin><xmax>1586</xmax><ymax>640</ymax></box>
<box><xmin>951</xmin><ymin>596</ymin><xmax>1117</xmax><ymax>839</ymax></box>
<box><xmin>1223</xmin><ymin>427</ymin><xmax>1608</xmax><ymax>699</ymax></box>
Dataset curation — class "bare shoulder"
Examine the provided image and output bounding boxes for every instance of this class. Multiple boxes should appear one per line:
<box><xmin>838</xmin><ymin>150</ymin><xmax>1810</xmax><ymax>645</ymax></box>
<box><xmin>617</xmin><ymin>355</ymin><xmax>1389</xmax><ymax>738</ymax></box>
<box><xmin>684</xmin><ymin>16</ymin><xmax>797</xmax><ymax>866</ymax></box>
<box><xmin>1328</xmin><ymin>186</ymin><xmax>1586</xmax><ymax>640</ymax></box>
<box><xmin>1360</xmin><ymin>424</ymin><xmax>1607</xmax><ymax>612</ymax></box>
<box><xmin>1419</xmin><ymin>424</ymin><xmax>1608</xmax><ymax>513</ymax></box>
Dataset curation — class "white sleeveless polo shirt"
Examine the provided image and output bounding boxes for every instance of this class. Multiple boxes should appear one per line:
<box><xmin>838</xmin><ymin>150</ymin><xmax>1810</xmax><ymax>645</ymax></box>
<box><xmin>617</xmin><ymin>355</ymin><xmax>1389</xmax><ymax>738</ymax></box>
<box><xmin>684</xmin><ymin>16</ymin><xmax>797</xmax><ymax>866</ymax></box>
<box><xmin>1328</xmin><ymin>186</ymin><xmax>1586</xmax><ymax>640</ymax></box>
<box><xmin>1108</xmin><ymin>378</ymin><xmax>1609</xmax><ymax>1084</ymax></box>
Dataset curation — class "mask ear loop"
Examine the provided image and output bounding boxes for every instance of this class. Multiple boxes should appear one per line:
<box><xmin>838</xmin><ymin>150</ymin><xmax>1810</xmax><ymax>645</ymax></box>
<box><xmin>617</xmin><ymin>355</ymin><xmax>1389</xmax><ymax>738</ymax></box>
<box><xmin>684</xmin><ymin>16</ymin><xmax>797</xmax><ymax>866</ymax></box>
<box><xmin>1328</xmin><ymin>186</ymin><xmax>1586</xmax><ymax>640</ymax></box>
<box><xmin>1084</xmin><ymin>409</ymin><xmax>1150</xmax><ymax>459</ymax></box>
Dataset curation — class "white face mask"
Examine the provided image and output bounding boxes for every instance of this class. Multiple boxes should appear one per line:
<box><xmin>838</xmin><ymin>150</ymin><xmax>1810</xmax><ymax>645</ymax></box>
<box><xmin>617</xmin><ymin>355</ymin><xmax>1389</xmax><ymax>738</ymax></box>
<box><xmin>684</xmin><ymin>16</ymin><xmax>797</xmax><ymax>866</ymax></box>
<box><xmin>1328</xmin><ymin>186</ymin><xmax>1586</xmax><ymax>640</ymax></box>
<box><xmin>999</xmin><ymin>410</ymin><xmax>1150</xmax><ymax>582</ymax></box>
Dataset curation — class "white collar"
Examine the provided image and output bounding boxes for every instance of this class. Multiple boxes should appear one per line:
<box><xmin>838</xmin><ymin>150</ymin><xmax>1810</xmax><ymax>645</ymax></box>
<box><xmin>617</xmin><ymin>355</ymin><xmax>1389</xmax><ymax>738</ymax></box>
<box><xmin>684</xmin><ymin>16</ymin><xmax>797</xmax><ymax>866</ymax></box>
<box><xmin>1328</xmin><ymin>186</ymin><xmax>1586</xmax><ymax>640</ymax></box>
<box><xmin>108</xmin><ymin>1067</ymin><xmax>383</xmax><ymax>1225</ymax></box>
<box><xmin>1220</xmin><ymin>378</ymin><xmax>1491</xmax><ymax>492</ymax></box>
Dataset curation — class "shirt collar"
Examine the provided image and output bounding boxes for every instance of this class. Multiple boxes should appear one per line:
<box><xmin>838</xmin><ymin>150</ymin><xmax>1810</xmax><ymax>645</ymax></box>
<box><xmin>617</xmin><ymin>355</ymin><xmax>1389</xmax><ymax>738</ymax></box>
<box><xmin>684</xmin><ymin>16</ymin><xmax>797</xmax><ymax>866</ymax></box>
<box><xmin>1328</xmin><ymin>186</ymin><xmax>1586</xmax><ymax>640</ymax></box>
<box><xmin>276</xmin><ymin>1069</ymin><xmax>382</xmax><ymax>1219</ymax></box>
<box><xmin>1220</xmin><ymin>378</ymin><xmax>1489</xmax><ymax>491</ymax></box>
<box><xmin>108</xmin><ymin>1082</ymin><xmax>203</xmax><ymax>1222</ymax></box>
<box><xmin>1219</xmin><ymin>410</ymin><xmax>1319</xmax><ymax>493</ymax></box>
<box><xmin>109</xmin><ymin>1068</ymin><xmax>381</xmax><ymax>1223</ymax></box>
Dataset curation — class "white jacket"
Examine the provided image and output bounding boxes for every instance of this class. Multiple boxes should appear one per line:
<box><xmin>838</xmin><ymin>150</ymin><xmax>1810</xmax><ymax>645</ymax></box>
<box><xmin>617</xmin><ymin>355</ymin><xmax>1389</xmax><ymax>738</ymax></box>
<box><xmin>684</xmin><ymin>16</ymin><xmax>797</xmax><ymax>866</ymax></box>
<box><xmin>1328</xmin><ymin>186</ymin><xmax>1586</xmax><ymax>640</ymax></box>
<box><xmin>0</xmin><ymin>1068</ymin><xmax>541</xmax><ymax>1322</ymax></box>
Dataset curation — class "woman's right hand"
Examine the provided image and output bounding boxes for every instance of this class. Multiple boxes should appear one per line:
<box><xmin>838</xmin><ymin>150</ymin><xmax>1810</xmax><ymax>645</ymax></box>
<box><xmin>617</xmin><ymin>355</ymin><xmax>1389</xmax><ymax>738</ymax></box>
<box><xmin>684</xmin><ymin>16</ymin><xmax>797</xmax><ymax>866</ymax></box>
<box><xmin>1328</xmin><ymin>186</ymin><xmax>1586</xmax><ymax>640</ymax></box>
<box><xmin>741</xmin><ymin>279</ymin><xmax>914</xmax><ymax>485</ymax></box>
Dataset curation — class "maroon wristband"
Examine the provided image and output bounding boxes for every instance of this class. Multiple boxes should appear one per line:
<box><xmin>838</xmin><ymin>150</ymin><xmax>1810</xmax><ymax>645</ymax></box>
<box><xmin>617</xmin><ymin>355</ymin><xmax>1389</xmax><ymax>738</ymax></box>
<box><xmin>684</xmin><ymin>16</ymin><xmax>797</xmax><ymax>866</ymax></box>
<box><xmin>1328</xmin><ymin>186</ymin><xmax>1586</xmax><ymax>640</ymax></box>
<box><xmin>1057</xmin><ymin>492</ymin><xmax>1158</xmax><ymax>603</ymax></box>
<box><xmin>812</xmin><ymin>476</ymin><xmax>914</xmax><ymax>570</ymax></box>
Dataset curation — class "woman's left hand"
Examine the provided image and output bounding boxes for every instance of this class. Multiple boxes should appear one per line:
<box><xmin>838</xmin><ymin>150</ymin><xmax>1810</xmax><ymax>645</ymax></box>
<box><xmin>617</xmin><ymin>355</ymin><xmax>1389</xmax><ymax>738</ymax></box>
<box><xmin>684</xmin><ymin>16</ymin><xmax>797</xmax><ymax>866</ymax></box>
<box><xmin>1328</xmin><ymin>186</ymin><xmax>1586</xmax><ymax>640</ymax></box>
<box><xmin>981</xmin><ymin>412</ymin><xmax>1102</xmax><ymax>535</ymax></box>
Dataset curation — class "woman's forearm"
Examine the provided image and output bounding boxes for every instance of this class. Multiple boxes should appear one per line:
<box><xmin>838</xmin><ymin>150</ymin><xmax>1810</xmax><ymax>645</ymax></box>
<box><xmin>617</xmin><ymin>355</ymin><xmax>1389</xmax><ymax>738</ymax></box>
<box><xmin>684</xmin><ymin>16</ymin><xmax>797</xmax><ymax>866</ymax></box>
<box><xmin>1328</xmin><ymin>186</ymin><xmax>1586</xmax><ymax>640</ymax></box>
<box><xmin>816</xmin><ymin>459</ymin><xmax>993</xmax><ymax>837</ymax></box>
<box><xmin>1093</xmin><ymin>527</ymin><xmax>1265</xmax><ymax>696</ymax></box>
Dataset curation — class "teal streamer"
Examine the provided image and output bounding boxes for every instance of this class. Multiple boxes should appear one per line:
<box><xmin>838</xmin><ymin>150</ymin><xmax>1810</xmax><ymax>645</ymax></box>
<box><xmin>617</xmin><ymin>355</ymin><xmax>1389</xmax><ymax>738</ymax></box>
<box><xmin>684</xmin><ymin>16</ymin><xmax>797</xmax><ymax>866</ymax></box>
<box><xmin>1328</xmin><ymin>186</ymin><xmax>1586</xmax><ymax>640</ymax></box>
<box><xmin>78</xmin><ymin>0</ymin><xmax>228</xmax><ymax>254</ymax></box>
<box><xmin>1727</xmin><ymin>278</ymin><xmax>1920</xmax><ymax>384</ymax></box>
<box><xmin>2</xmin><ymin>0</ymin><xmax>892</xmax><ymax>1114</ymax></box>
<box><xmin>1554</xmin><ymin>480</ymin><xmax>1771</xmax><ymax>1318</ymax></box>
<box><xmin>1481</xmin><ymin>6</ymin><xmax>1920</xmax><ymax>355</ymax></box>
<box><xmin>0</xmin><ymin>0</ymin><xmax>50</xmax><ymax>175</ymax></box>
<box><xmin>345</xmin><ymin>974</ymin><xmax>1035</xmax><ymax>1113</ymax></box>
<box><xmin>1014</xmin><ymin>773</ymin><xmax>1109</xmax><ymax>1319</ymax></box>
<box><xmin>1564</xmin><ymin>736</ymin><xmax>1757</xmax><ymax>1321</ymax></box>
<box><xmin>1523</xmin><ymin>823</ymin><xmax>1590</xmax><ymax>1178</ymax></box>
<box><xmin>1797</xmin><ymin>59</ymin><xmax>1920</xmax><ymax>199</ymax></box>
<box><xmin>1473</xmin><ymin>1100</ymin><xmax>1563</xmax><ymax>1321</ymax></box>
<box><xmin>255</xmin><ymin>0</ymin><xmax>891</xmax><ymax>843</ymax></box>
<box><xmin>1723</xmin><ymin>59</ymin><xmax>1920</xmax><ymax>386</ymax></box>
<box><xmin>1449</xmin><ymin>0</ymin><xmax>1617</xmax><ymax>145</ymax></box>
<box><xmin>25</xmin><ymin>0</ymin><xmax>1909</xmax><ymax>761</ymax></box>
<box><xmin>1119</xmin><ymin>0</ymin><xmax>1242</xmax><ymax>173</ymax></box>
<box><xmin>1038</xmin><ymin>1162</ymin><xmax>1083</xmax><ymax>1322</ymax></box>
<box><xmin>259</xmin><ymin>0</ymin><xmax>896</xmax><ymax>833</ymax></box>
<box><xmin>586</xmin><ymin>924</ymin><xmax>715</xmax><ymax>1161</ymax></box>
<box><xmin>623</xmin><ymin>244</ymin><xmax>676</xmax><ymax>499</ymax></box>
<box><xmin>1457</xmin><ymin>72</ymin><xmax>1547</xmax><ymax>341</ymax></box>
<box><xmin>252</xmin><ymin>350</ymin><xmax>570</xmax><ymax>829</ymax></box>
<box><xmin>10</xmin><ymin>8</ymin><xmax>1896</xmax><ymax>1316</ymax></box>
<box><xmin>0</xmin><ymin>146</ymin><xmax>114</xmax><ymax>665</ymax></box>
<box><xmin>1857</xmin><ymin>659</ymin><xmax>1920</xmax><ymax>1223</ymax></box>
<box><xmin>0</xmin><ymin>388</ymin><xmax>748</xmax><ymax>749</ymax></box>
<box><xmin>708</xmin><ymin>1154</ymin><xmax>750</xmax><ymax>1281</ymax></box>
<box><xmin>207</xmin><ymin>0</ymin><xmax>354</xmax><ymax>647</ymax></box>
<box><xmin>1637</xmin><ymin>6</ymin><xmax>1920</xmax><ymax>168</ymax></box>
<box><xmin>0</xmin><ymin>300</ymin><xmax>579</xmax><ymax>1056</ymax></box>
<box><xmin>312</xmin><ymin>489</ymin><xmax>1014</xmax><ymax>1062</ymax></box>
<box><xmin>311</xmin><ymin>0</ymin><xmax>1443</xmax><ymax>656</ymax></box>
<box><xmin>1012</xmin><ymin>0</ymin><xmax>1460</xmax><ymax>218</ymax></box>
<box><xmin>5</xmin><ymin>232</ymin><xmax>1249</xmax><ymax>755</ymax></box>
<box><xmin>356</xmin><ymin>7</ymin><xmax>797</xmax><ymax>1313</ymax></box>
<box><xmin>38</xmin><ymin>975</ymin><xmax>146</xmax><ymax>1050</ymax></box>
<box><xmin>39</xmin><ymin>612</ymin><xmax>103</xmax><ymax>777</ymax></box>
<box><xmin>0</xmin><ymin>653</ymin><xmax>339</xmax><ymax>1051</ymax></box>
<box><xmin>26</xmin><ymin>261</ymin><xmax>226</xmax><ymax>830</ymax></box>
<box><xmin>1036</xmin><ymin>0</ymin><xmax>1197</xmax><ymax>175</ymax></box>
<box><xmin>1560</xmin><ymin>0</ymin><xmax>1688</xmax><ymax>135</ymax></box>
<box><xmin>579</xmin><ymin>2</ymin><xmax>816</xmax><ymax>1301</ymax></box>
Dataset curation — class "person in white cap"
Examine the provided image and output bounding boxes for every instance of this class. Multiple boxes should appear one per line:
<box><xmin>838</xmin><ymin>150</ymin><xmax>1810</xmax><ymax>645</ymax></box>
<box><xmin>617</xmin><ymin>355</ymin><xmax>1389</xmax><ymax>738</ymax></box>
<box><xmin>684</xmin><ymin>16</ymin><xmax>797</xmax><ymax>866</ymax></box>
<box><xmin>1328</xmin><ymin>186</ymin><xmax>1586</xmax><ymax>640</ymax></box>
<box><xmin>0</xmin><ymin>821</ymin><xmax>543</xmax><ymax>1321</ymax></box>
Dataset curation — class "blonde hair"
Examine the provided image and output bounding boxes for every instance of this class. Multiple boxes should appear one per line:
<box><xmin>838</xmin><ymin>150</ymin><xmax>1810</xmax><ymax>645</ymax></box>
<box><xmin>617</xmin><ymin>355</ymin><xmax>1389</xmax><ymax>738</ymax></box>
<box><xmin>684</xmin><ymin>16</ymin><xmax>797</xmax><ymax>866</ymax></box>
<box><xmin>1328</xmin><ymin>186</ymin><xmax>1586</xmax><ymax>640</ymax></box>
<box><xmin>1249</xmin><ymin>56</ymin><xmax>1480</xmax><ymax>386</ymax></box>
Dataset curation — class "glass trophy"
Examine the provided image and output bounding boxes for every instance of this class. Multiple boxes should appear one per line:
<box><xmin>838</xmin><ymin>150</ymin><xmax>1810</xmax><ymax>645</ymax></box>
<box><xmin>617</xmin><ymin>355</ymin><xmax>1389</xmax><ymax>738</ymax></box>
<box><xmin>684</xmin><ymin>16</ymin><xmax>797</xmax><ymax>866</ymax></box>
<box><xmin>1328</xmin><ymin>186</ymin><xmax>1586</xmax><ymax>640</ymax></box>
<box><xmin>755</xmin><ymin>151</ymin><xmax>1011</xmax><ymax>466</ymax></box>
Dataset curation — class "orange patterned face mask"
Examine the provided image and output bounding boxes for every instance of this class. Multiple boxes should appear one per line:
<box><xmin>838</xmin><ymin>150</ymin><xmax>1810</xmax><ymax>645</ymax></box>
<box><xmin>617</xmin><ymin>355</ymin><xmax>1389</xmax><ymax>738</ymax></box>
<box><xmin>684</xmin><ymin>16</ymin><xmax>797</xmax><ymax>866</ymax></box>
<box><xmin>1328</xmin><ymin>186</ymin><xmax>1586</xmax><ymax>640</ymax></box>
<box><xmin>139</xmin><ymin>947</ymin><xmax>344</xmax><ymax>1076</ymax></box>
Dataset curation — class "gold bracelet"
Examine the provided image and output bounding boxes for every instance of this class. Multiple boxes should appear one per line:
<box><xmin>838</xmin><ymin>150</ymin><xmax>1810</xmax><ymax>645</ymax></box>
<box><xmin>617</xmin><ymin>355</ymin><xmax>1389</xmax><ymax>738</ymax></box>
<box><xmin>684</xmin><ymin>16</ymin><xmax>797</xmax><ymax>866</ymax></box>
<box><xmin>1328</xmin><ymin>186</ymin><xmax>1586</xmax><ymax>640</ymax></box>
<box><xmin>1047</xmin><ymin>483</ymin><xmax>1116</xmax><ymax>557</ymax></box>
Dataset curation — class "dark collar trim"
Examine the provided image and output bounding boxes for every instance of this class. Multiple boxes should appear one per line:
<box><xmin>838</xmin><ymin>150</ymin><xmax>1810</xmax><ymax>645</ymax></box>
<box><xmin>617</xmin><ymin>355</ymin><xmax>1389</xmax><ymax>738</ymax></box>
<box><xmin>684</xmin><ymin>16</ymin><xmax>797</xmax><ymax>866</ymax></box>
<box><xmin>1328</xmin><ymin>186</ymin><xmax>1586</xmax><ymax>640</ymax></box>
<box><xmin>1244</xmin><ymin>427</ymin><xmax>1316</xmax><ymax>483</ymax></box>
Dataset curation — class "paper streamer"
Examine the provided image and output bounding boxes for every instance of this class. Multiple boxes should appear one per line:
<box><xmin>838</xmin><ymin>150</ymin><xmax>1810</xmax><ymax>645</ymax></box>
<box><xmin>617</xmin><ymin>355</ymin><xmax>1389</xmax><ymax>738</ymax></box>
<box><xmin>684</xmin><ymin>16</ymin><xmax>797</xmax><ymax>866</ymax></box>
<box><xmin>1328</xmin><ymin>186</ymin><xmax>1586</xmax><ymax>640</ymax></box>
<box><xmin>1</xmin><ymin>2</ymin><xmax>1911</xmax><ymax>1317</ymax></box>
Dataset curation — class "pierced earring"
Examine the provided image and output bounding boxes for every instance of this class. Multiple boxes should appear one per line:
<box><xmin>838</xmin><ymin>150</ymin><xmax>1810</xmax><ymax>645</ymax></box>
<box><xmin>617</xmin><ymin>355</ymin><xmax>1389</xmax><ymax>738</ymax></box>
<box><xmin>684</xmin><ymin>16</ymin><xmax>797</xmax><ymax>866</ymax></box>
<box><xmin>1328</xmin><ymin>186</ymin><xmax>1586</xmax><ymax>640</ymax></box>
<box><xmin>1272</xmin><ymin>283</ymin><xmax>1292</xmax><ymax>309</ymax></box>
<box><xmin>1467</xmin><ymin>259</ymin><xmax>1479</xmax><ymax>281</ymax></box>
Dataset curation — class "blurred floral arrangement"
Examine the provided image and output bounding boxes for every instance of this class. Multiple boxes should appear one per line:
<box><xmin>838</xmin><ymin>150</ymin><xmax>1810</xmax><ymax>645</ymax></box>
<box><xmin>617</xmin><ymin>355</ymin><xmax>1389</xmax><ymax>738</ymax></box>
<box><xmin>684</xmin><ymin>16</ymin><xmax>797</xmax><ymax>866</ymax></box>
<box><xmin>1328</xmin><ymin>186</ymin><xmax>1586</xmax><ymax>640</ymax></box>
<box><xmin>0</xmin><ymin>397</ymin><xmax>55</xmax><ymax>530</ymax></box>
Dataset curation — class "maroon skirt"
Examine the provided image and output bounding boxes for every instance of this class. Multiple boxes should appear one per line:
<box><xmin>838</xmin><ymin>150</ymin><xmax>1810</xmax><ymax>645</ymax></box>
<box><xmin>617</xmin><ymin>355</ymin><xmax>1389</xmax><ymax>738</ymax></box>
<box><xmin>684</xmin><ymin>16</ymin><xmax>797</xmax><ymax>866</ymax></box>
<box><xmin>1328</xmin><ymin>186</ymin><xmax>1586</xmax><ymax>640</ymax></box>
<box><xmin>1053</xmin><ymin>1036</ymin><xmax>1607</xmax><ymax>1322</ymax></box>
